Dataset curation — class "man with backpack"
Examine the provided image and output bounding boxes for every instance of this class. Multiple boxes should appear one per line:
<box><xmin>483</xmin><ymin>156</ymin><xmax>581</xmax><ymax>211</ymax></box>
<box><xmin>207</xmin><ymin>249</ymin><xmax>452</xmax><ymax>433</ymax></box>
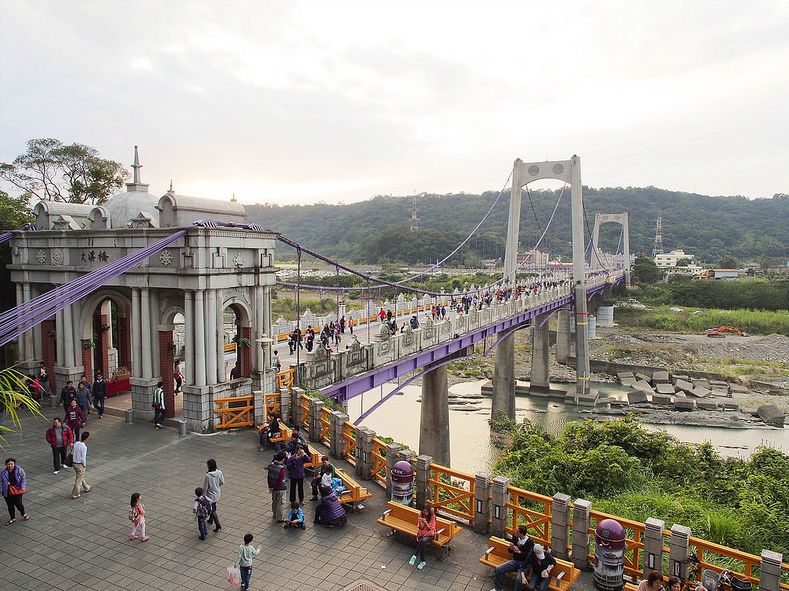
<box><xmin>193</xmin><ymin>486</ymin><xmax>212</xmax><ymax>540</ymax></box>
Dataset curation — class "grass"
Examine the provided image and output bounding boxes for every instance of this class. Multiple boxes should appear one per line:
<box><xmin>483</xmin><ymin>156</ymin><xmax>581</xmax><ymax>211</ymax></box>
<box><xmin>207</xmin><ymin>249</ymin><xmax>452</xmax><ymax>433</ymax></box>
<box><xmin>447</xmin><ymin>357</ymin><xmax>493</xmax><ymax>379</ymax></box>
<box><xmin>616</xmin><ymin>305</ymin><xmax>789</xmax><ymax>336</ymax></box>
<box><xmin>688</xmin><ymin>358</ymin><xmax>789</xmax><ymax>378</ymax></box>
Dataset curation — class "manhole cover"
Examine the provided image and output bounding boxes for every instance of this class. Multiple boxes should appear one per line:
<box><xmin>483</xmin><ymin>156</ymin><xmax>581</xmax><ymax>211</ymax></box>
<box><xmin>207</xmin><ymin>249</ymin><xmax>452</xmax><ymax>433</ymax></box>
<box><xmin>341</xmin><ymin>580</ymin><xmax>388</xmax><ymax>591</ymax></box>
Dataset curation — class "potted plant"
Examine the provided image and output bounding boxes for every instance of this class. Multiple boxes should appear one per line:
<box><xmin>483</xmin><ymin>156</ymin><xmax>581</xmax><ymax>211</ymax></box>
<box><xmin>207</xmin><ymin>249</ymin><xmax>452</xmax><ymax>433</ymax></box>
<box><xmin>238</xmin><ymin>337</ymin><xmax>251</xmax><ymax>348</ymax></box>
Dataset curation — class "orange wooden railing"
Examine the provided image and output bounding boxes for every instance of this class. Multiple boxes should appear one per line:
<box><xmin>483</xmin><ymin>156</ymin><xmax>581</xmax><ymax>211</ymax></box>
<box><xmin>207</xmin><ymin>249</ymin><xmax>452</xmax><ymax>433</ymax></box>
<box><xmin>299</xmin><ymin>396</ymin><xmax>310</xmax><ymax>430</ymax></box>
<box><xmin>277</xmin><ymin>368</ymin><xmax>294</xmax><ymax>389</ymax></box>
<box><xmin>506</xmin><ymin>486</ymin><xmax>552</xmax><ymax>547</ymax></box>
<box><xmin>319</xmin><ymin>406</ymin><xmax>331</xmax><ymax>444</ymax></box>
<box><xmin>214</xmin><ymin>395</ymin><xmax>254</xmax><ymax>430</ymax></box>
<box><xmin>341</xmin><ymin>421</ymin><xmax>356</xmax><ymax>465</ymax></box>
<box><xmin>262</xmin><ymin>392</ymin><xmax>280</xmax><ymax>416</ymax></box>
<box><xmin>689</xmin><ymin>536</ymin><xmax>789</xmax><ymax>591</ymax></box>
<box><xmin>371</xmin><ymin>437</ymin><xmax>388</xmax><ymax>486</ymax></box>
<box><xmin>429</xmin><ymin>464</ymin><xmax>476</xmax><ymax>525</ymax></box>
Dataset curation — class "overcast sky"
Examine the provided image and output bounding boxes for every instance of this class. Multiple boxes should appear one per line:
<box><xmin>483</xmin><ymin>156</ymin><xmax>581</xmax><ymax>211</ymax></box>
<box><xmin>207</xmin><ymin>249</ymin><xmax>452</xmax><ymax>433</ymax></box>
<box><xmin>1</xmin><ymin>0</ymin><xmax>787</xmax><ymax>204</ymax></box>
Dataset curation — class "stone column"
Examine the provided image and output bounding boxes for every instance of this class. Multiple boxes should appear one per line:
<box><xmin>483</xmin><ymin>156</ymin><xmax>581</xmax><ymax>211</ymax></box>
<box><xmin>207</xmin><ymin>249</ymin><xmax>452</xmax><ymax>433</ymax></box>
<box><xmin>416</xmin><ymin>455</ymin><xmax>433</xmax><ymax>509</ymax></box>
<box><xmin>355</xmin><ymin>427</ymin><xmax>375</xmax><ymax>480</ymax></box>
<box><xmin>759</xmin><ymin>550</ymin><xmax>784</xmax><ymax>591</ymax></box>
<box><xmin>63</xmin><ymin>304</ymin><xmax>75</xmax><ymax>368</ymax></box>
<box><xmin>330</xmin><ymin>411</ymin><xmax>348</xmax><ymax>458</ymax></box>
<box><xmin>309</xmin><ymin>399</ymin><xmax>324</xmax><ymax>441</ymax></box>
<box><xmin>384</xmin><ymin>443</ymin><xmax>401</xmax><ymax>499</ymax></box>
<box><xmin>149</xmin><ymin>289</ymin><xmax>160</xmax><ymax>376</ymax></box>
<box><xmin>669</xmin><ymin>524</ymin><xmax>691</xmax><ymax>579</ymax></box>
<box><xmin>100</xmin><ymin>312</ymin><xmax>110</xmax><ymax>377</ymax></box>
<box><xmin>292</xmin><ymin>387</ymin><xmax>305</xmax><ymax>426</ymax></box>
<box><xmin>131</xmin><ymin>288</ymin><xmax>141</xmax><ymax>377</ymax></box>
<box><xmin>556</xmin><ymin>309</ymin><xmax>571</xmax><ymax>364</ymax></box>
<box><xmin>644</xmin><ymin>518</ymin><xmax>666</xmax><ymax>578</ymax></box>
<box><xmin>55</xmin><ymin>310</ymin><xmax>65</xmax><ymax>368</ymax></box>
<box><xmin>141</xmin><ymin>288</ymin><xmax>152</xmax><ymax>379</ymax></box>
<box><xmin>530</xmin><ymin>317</ymin><xmax>550</xmax><ymax>389</ymax></box>
<box><xmin>492</xmin><ymin>333</ymin><xmax>516</xmax><ymax>422</ymax></box>
<box><xmin>22</xmin><ymin>283</ymin><xmax>34</xmax><ymax>363</ymax></box>
<box><xmin>158</xmin><ymin>330</ymin><xmax>175</xmax><ymax>419</ymax></box>
<box><xmin>419</xmin><ymin>363</ymin><xmax>451</xmax><ymax>466</ymax></box>
<box><xmin>255</xmin><ymin>285</ymin><xmax>267</xmax><ymax>373</ymax></box>
<box><xmin>572</xmin><ymin>498</ymin><xmax>592</xmax><ymax>569</ymax></box>
<box><xmin>491</xmin><ymin>476</ymin><xmax>510</xmax><ymax>537</ymax></box>
<box><xmin>183</xmin><ymin>290</ymin><xmax>193</xmax><ymax>384</ymax></box>
<box><xmin>193</xmin><ymin>290</ymin><xmax>206</xmax><ymax>387</ymax></box>
<box><xmin>15</xmin><ymin>284</ymin><xmax>26</xmax><ymax>361</ymax></box>
<box><xmin>279</xmin><ymin>388</ymin><xmax>291</xmax><ymax>424</ymax></box>
<box><xmin>205</xmin><ymin>290</ymin><xmax>217</xmax><ymax>385</ymax></box>
<box><xmin>215</xmin><ymin>288</ymin><xmax>224</xmax><ymax>383</ymax></box>
<box><xmin>474</xmin><ymin>473</ymin><xmax>492</xmax><ymax>535</ymax></box>
<box><xmin>551</xmin><ymin>493</ymin><xmax>571</xmax><ymax>559</ymax></box>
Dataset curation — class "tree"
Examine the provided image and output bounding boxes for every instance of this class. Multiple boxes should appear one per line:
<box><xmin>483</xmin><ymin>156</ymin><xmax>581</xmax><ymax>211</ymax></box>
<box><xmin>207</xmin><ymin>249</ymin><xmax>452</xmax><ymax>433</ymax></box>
<box><xmin>676</xmin><ymin>258</ymin><xmax>691</xmax><ymax>267</ymax></box>
<box><xmin>631</xmin><ymin>255</ymin><xmax>664</xmax><ymax>284</ymax></box>
<box><xmin>718</xmin><ymin>256</ymin><xmax>738</xmax><ymax>269</ymax></box>
<box><xmin>0</xmin><ymin>367</ymin><xmax>44</xmax><ymax>445</ymax></box>
<box><xmin>0</xmin><ymin>190</ymin><xmax>34</xmax><ymax>230</ymax></box>
<box><xmin>0</xmin><ymin>138</ymin><xmax>127</xmax><ymax>205</ymax></box>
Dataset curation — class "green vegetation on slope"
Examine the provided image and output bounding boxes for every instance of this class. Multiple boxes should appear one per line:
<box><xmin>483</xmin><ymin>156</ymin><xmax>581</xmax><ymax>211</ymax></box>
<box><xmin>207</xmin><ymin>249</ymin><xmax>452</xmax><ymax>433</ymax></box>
<box><xmin>494</xmin><ymin>416</ymin><xmax>789</xmax><ymax>555</ymax></box>
<box><xmin>629</xmin><ymin>278</ymin><xmax>789</xmax><ymax>311</ymax></box>
<box><xmin>615</xmin><ymin>305</ymin><xmax>789</xmax><ymax>336</ymax></box>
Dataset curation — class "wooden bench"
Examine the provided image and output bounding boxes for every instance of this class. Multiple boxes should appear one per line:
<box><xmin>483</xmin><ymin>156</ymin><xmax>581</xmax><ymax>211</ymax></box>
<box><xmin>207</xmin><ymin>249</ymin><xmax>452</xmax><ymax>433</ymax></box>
<box><xmin>480</xmin><ymin>536</ymin><xmax>580</xmax><ymax>591</ymax></box>
<box><xmin>377</xmin><ymin>501</ymin><xmax>462</xmax><ymax>559</ymax></box>
<box><xmin>268</xmin><ymin>423</ymin><xmax>292</xmax><ymax>446</ymax></box>
<box><xmin>336</xmin><ymin>469</ymin><xmax>372</xmax><ymax>509</ymax></box>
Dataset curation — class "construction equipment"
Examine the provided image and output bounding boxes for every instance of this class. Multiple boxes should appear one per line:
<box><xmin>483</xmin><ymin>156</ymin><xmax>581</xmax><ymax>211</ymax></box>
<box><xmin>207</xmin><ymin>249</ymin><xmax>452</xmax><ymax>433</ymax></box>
<box><xmin>705</xmin><ymin>326</ymin><xmax>748</xmax><ymax>338</ymax></box>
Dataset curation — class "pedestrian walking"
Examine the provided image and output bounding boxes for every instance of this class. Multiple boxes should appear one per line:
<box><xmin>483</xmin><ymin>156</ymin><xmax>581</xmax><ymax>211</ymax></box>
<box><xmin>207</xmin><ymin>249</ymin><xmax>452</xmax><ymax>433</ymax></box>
<box><xmin>285</xmin><ymin>447</ymin><xmax>309</xmax><ymax>505</ymax></box>
<box><xmin>2</xmin><ymin>458</ymin><xmax>29</xmax><ymax>525</ymax></box>
<box><xmin>128</xmin><ymin>492</ymin><xmax>149</xmax><ymax>541</ymax></box>
<box><xmin>173</xmin><ymin>360</ymin><xmax>183</xmax><ymax>395</ymax></box>
<box><xmin>234</xmin><ymin>533</ymin><xmax>261</xmax><ymax>591</ymax></box>
<box><xmin>60</xmin><ymin>380</ymin><xmax>77</xmax><ymax>413</ymax></box>
<box><xmin>63</xmin><ymin>399</ymin><xmax>85</xmax><ymax>440</ymax></box>
<box><xmin>76</xmin><ymin>378</ymin><xmax>91</xmax><ymax>418</ymax></box>
<box><xmin>45</xmin><ymin>418</ymin><xmax>74</xmax><ymax>475</ymax></box>
<box><xmin>203</xmin><ymin>459</ymin><xmax>224</xmax><ymax>533</ymax></box>
<box><xmin>193</xmin><ymin>486</ymin><xmax>212</xmax><ymax>540</ymax></box>
<box><xmin>152</xmin><ymin>381</ymin><xmax>165</xmax><ymax>428</ymax></box>
<box><xmin>92</xmin><ymin>372</ymin><xmax>107</xmax><ymax>418</ymax></box>
<box><xmin>348</xmin><ymin>316</ymin><xmax>355</xmax><ymax>334</ymax></box>
<box><xmin>272</xmin><ymin>350</ymin><xmax>281</xmax><ymax>372</ymax></box>
<box><xmin>339</xmin><ymin>315</ymin><xmax>346</xmax><ymax>333</ymax></box>
<box><xmin>71</xmin><ymin>431</ymin><xmax>92</xmax><ymax>499</ymax></box>
<box><xmin>267</xmin><ymin>451</ymin><xmax>287</xmax><ymax>522</ymax></box>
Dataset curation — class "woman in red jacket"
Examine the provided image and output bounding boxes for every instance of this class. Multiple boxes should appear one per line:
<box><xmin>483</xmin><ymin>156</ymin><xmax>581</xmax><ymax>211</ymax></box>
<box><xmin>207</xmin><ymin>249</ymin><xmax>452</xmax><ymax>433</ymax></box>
<box><xmin>409</xmin><ymin>502</ymin><xmax>437</xmax><ymax>570</ymax></box>
<box><xmin>45</xmin><ymin>418</ymin><xmax>74</xmax><ymax>475</ymax></box>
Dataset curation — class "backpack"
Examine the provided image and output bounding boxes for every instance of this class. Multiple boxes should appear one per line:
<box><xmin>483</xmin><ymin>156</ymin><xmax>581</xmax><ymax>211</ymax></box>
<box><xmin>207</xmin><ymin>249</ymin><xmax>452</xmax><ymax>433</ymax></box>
<box><xmin>128</xmin><ymin>506</ymin><xmax>139</xmax><ymax>521</ymax></box>
<box><xmin>195</xmin><ymin>496</ymin><xmax>212</xmax><ymax>519</ymax></box>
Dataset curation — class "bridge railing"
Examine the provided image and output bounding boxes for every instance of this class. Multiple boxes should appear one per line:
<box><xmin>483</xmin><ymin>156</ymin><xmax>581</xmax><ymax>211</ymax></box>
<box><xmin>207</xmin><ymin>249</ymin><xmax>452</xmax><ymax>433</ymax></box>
<box><xmin>505</xmin><ymin>485</ymin><xmax>552</xmax><ymax>547</ymax></box>
<box><xmin>277</xmin><ymin>368</ymin><xmax>295</xmax><ymax>390</ymax></box>
<box><xmin>319</xmin><ymin>406</ymin><xmax>331</xmax><ymax>445</ymax></box>
<box><xmin>370</xmin><ymin>437</ymin><xmax>389</xmax><ymax>486</ymax></box>
<box><xmin>299</xmin><ymin>395</ymin><xmax>310</xmax><ymax>430</ymax></box>
<box><xmin>214</xmin><ymin>395</ymin><xmax>255</xmax><ymax>430</ymax></box>
<box><xmin>429</xmin><ymin>464</ymin><xmax>476</xmax><ymax>525</ymax></box>
<box><xmin>341</xmin><ymin>421</ymin><xmax>356</xmax><ymax>465</ymax></box>
<box><xmin>262</xmin><ymin>392</ymin><xmax>280</xmax><ymax>416</ymax></box>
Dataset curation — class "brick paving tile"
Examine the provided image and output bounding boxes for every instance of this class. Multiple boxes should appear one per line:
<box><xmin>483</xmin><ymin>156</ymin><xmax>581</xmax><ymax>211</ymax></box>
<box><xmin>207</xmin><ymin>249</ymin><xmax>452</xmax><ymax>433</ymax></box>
<box><xmin>0</xmin><ymin>411</ymin><xmax>512</xmax><ymax>591</ymax></box>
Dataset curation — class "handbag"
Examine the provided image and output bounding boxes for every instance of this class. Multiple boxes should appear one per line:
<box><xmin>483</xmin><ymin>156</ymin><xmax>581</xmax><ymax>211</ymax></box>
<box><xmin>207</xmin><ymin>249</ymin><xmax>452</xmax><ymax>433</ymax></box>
<box><xmin>65</xmin><ymin>452</ymin><xmax>74</xmax><ymax>467</ymax></box>
<box><xmin>7</xmin><ymin>485</ymin><xmax>26</xmax><ymax>496</ymax></box>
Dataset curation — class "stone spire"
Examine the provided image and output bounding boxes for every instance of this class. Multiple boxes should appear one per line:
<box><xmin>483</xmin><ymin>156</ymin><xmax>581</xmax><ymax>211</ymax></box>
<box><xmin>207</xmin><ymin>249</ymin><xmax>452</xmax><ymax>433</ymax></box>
<box><xmin>167</xmin><ymin>179</ymin><xmax>175</xmax><ymax>196</ymax></box>
<box><xmin>231</xmin><ymin>192</ymin><xmax>237</xmax><ymax>203</ymax></box>
<box><xmin>125</xmin><ymin>145</ymin><xmax>150</xmax><ymax>192</ymax></box>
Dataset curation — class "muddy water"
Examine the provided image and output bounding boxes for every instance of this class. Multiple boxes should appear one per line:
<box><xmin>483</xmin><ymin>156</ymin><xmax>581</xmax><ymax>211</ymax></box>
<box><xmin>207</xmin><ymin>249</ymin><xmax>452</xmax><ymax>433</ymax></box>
<box><xmin>346</xmin><ymin>380</ymin><xmax>789</xmax><ymax>476</ymax></box>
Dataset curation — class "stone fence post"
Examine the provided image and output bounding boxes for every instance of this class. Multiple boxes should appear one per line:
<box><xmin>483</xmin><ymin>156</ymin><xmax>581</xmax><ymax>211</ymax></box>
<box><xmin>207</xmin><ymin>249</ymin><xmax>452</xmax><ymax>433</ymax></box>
<box><xmin>309</xmin><ymin>399</ymin><xmax>324</xmax><ymax>442</ymax></box>
<box><xmin>474</xmin><ymin>473</ymin><xmax>492</xmax><ymax>535</ymax></box>
<box><xmin>759</xmin><ymin>550</ymin><xmax>783</xmax><ymax>591</ymax></box>
<box><xmin>279</xmin><ymin>388</ymin><xmax>290</xmax><ymax>424</ymax></box>
<box><xmin>670</xmin><ymin>524</ymin><xmax>691</xmax><ymax>579</ymax></box>
<box><xmin>491</xmin><ymin>476</ymin><xmax>510</xmax><ymax>537</ymax></box>
<box><xmin>551</xmin><ymin>493</ymin><xmax>571</xmax><ymax>560</ymax></box>
<box><xmin>292</xmin><ymin>387</ymin><xmax>305</xmax><ymax>426</ymax></box>
<box><xmin>644</xmin><ymin>518</ymin><xmax>665</xmax><ymax>579</ymax></box>
<box><xmin>571</xmin><ymin>498</ymin><xmax>591</xmax><ymax>569</ymax></box>
<box><xmin>384</xmin><ymin>443</ymin><xmax>401</xmax><ymax>499</ymax></box>
<box><xmin>355</xmin><ymin>427</ymin><xmax>375</xmax><ymax>480</ymax></box>
<box><xmin>330</xmin><ymin>411</ymin><xmax>349</xmax><ymax>459</ymax></box>
<box><xmin>416</xmin><ymin>455</ymin><xmax>432</xmax><ymax>509</ymax></box>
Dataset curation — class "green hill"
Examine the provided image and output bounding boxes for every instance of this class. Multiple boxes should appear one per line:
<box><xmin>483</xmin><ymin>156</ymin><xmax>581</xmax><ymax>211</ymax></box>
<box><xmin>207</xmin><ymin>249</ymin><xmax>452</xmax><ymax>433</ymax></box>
<box><xmin>246</xmin><ymin>188</ymin><xmax>788</xmax><ymax>266</ymax></box>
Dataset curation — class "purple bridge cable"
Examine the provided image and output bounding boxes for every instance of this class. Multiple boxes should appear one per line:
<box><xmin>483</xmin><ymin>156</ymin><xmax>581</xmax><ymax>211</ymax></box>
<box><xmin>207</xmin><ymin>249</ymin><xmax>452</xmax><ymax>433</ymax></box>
<box><xmin>0</xmin><ymin>231</ymin><xmax>14</xmax><ymax>245</ymax></box>
<box><xmin>0</xmin><ymin>229</ymin><xmax>187</xmax><ymax>348</ymax></box>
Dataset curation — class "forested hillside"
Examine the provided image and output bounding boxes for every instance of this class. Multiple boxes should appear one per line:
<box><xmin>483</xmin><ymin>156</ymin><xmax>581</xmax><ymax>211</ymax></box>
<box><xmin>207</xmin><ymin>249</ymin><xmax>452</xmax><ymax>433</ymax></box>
<box><xmin>246</xmin><ymin>188</ymin><xmax>788</xmax><ymax>265</ymax></box>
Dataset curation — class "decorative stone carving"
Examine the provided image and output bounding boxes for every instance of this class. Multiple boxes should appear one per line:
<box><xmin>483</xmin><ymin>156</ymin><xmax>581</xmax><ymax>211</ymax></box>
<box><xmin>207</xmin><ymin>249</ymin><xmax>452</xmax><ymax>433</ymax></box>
<box><xmin>36</xmin><ymin>249</ymin><xmax>46</xmax><ymax>264</ymax></box>
<box><xmin>314</xmin><ymin>345</ymin><xmax>329</xmax><ymax>361</ymax></box>
<box><xmin>348</xmin><ymin>335</ymin><xmax>361</xmax><ymax>352</ymax></box>
<box><xmin>377</xmin><ymin>323</ymin><xmax>391</xmax><ymax>341</ymax></box>
<box><xmin>51</xmin><ymin>249</ymin><xmax>64</xmax><ymax>266</ymax></box>
<box><xmin>232</xmin><ymin>253</ymin><xmax>245</xmax><ymax>267</ymax></box>
<box><xmin>159</xmin><ymin>251</ymin><xmax>173</xmax><ymax>266</ymax></box>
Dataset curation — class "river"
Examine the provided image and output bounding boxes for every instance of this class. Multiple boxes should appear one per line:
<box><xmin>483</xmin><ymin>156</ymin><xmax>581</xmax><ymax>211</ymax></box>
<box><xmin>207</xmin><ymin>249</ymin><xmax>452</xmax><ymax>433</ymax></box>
<box><xmin>346</xmin><ymin>380</ymin><xmax>789</xmax><ymax>475</ymax></box>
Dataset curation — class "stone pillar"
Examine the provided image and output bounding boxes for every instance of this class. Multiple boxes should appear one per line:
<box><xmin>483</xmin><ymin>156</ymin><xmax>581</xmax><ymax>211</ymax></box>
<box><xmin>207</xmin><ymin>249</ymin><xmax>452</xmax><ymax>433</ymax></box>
<box><xmin>193</xmin><ymin>290</ymin><xmax>206</xmax><ymax>387</ymax></box>
<box><xmin>309</xmin><ymin>399</ymin><xmax>324</xmax><ymax>441</ymax></box>
<box><xmin>158</xmin><ymin>330</ymin><xmax>175</xmax><ymax>419</ymax></box>
<box><xmin>669</xmin><ymin>524</ymin><xmax>691</xmax><ymax>579</ymax></box>
<box><xmin>416</xmin><ymin>455</ymin><xmax>433</xmax><ymax>509</ymax></box>
<box><xmin>63</xmin><ymin>304</ymin><xmax>75</xmax><ymax>368</ymax></box>
<box><xmin>331</xmin><ymin>411</ymin><xmax>349</xmax><ymax>459</ymax></box>
<box><xmin>571</xmin><ymin>498</ymin><xmax>592</xmax><ymax>569</ymax></box>
<box><xmin>491</xmin><ymin>476</ymin><xmax>510</xmax><ymax>537</ymax></box>
<box><xmin>279</xmin><ymin>388</ymin><xmax>290</xmax><ymax>424</ymax></box>
<box><xmin>355</xmin><ymin>427</ymin><xmax>375</xmax><ymax>480</ymax></box>
<box><xmin>55</xmin><ymin>310</ymin><xmax>64</xmax><ymax>368</ymax></box>
<box><xmin>41</xmin><ymin>319</ymin><xmax>57</xmax><ymax>391</ymax></box>
<box><xmin>118</xmin><ymin>313</ymin><xmax>131</xmax><ymax>371</ymax></box>
<box><xmin>255</xmin><ymin>285</ymin><xmax>267</xmax><ymax>373</ymax></box>
<box><xmin>419</xmin><ymin>363</ymin><xmax>450</xmax><ymax>466</ymax></box>
<box><xmin>131</xmin><ymin>288</ymin><xmax>141</xmax><ymax>378</ymax></box>
<box><xmin>205</xmin><ymin>290</ymin><xmax>217</xmax><ymax>385</ymax></box>
<box><xmin>215</xmin><ymin>288</ymin><xmax>224</xmax><ymax>383</ymax></box>
<box><xmin>100</xmin><ymin>313</ymin><xmax>110</xmax><ymax>377</ymax></box>
<box><xmin>530</xmin><ymin>318</ymin><xmax>550</xmax><ymax>389</ymax></box>
<box><xmin>492</xmin><ymin>333</ymin><xmax>516</xmax><ymax>422</ymax></box>
<box><xmin>141</xmin><ymin>288</ymin><xmax>152</xmax><ymax>379</ymax></box>
<box><xmin>15</xmin><ymin>284</ymin><xmax>26</xmax><ymax>361</ymax></box>
<box><xmin>384</xmin><ymin>443</ymin><xmax>401</xmax><ymax>499</ymax></box>
<box><xmin>759</xmin><ymin>550</ymin><xmax>784</xmax><ymax>591</ymax></box>
<box><xmin>149</xmin><ymin>289</ymin><xmax>160</xmax><ymax>376</ymax></box>
<box><xmin>184</xmin><ymin>290</ymin><xmax>193</xmax><ymax>384</ymax></box>
<box><xmin>81</xmin><ymin>342</ymin><xmax>93</xmax><ymax>380</ymax></box>
<box><xmin>644</xmin><ymin>518</ymin><xmax>666</xmax><ymax>578</ymax></box>
<box><xmin>240</xmin><ymin>327</ymin><xmax>252</xmax><ymax>378</ymax></box>
<box><xmin>556</xmin><ymin>309</ymin><xmax>571</xmax><ymax>364</ymax></box>
<box><xmin>474</xmin><ymin>473</ymin><xmax>492</xmax><ymax>535</ymax></box>
<box><xmin>551</xmin><ymin>493</ymin><xmax>571</xmax><ymax>559</ymax></box>
<box><xmin>22</xmin><ymin>283</ymin><xmax>34</xmax><ymax>363</ymax></box>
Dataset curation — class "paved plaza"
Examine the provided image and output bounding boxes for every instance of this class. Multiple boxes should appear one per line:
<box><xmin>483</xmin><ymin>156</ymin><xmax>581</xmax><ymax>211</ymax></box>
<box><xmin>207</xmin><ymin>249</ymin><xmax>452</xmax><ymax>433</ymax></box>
<box><xmin>0</xmin><ymin>408</ymin><xmax>519</xmax><ymax>591</ymax></box>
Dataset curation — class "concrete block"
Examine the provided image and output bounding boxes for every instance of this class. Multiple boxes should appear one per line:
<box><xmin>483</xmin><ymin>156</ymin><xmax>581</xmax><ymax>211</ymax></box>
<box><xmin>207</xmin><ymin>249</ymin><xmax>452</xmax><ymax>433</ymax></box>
<box><xmin>652</xmin><ymin>393</ymin><xmax>673</xmax><ymax>406</ymax></box>
<box><xmin>697</xmin><ymin>400</ymin><xmax>719</xmax><ymax>410</ymax></box>
<box><xmin>620</xmin><ymin>376</ymin><xmax>636</xmax><ymax>387</ymax></box>
<box><xmin>672</xmin><ymin>374</ymin><xmax>689</xmax><ymax>384</ymax></box>
<box><xmin>688</xmin><ymin>386</ymin><xmax>710</xmax><ymax>398</ymax></box>
<box><xmin>635</xmin><ymin>372</ymin><xmax>651</xmax><ymax>382</ymax></box>
<box><xmin>627</xmin><ymin>390</ymin><xmax>649</xmax><ymax>404</ymax></box>
<box><xmin>692</xmin><ymin>378</ymin><xmax>711</xmax><ymax>389</ymax></box>
<box><xmin>652</xmin><ymin>370</ymin><xmax>670</xmax><ymax>384</ymax></box>
<box><xmin>634</xmin><ymin>379</ymin><xmax>654</xmax><ymax>393</ymax></box>
<box><xmin>674</xmin><ymin>398</ymin><xmax>696</xmax><ymax>411</ymax></box>
<box><xmin>757</xmin><ymin>404</ymin><xmax>786</xmax><ymax>426</ymax></box>
<box><xmin>577</xmin><ymin>391</ymin><xmax>599</xmax><ymax>406</ymax></box>
<box><xmin>723</xmin><ymin>402</ymin><xmax>739</xmax><ymax>411</ymax></box>
<box><xmin>617</xmin><ymin>371</ymin><xmax>635</xmax><ymax>382</ymax></box>
<box><xmin>674</xmin><ymin>391</ymin><xmax>686</xmax><ymax>398</ymax></box>
<box><xmin>675</xmin><ymin>379</ymin><xmax>693</xmax><ymax>393</ymax></box>
<box><xmin>730</xmin><ymin>384</ymin><xmax>749</xmax><ymax>394</ymax></box>
<box><xmin>711</xmin><ymin>386</ymin><xmax>729</xmax><ymax>397</ymax></box>
<box><xmin>655</xmin><ymin>383</ymin><xmax>676</xmax><ymax>395</ymax></box>
<box><xmin>709</xmin><ymin>380</ymin><xmax>728</xmax><ymax>387</ymax></box>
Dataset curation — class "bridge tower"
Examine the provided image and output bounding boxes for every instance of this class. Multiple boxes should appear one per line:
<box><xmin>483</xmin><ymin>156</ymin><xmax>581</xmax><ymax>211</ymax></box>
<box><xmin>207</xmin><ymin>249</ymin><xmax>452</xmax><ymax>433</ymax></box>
<box><xmin>492</xmin><ymin>156</ymin><xmax>591</xmax><ymax>422</ymax></box>
<box><xmin>591</xmin><ymin>212</ymin><xmax>631</xmax><ymax>287</ymax></box>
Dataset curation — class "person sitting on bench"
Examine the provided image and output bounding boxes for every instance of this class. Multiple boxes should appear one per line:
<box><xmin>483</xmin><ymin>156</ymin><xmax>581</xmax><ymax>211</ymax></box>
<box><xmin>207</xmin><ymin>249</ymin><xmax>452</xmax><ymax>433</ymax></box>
<box><xmin>522</xmin><ymin>544</ymin><xmax>556</xmax><ymax>591</ymax></box>
<box><xmin>490</xmin><ymin>525</ymin><xmax>534</xmax><ymax>591</ymax></box>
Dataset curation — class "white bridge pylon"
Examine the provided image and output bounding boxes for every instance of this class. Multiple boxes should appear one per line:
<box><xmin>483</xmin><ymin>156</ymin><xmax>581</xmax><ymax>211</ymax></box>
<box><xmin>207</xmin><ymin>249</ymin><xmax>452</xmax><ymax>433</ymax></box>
<box><xmin>591</xmin><ymin>212</ymin><xmax>631</xmax><ymax>287</ymax></box>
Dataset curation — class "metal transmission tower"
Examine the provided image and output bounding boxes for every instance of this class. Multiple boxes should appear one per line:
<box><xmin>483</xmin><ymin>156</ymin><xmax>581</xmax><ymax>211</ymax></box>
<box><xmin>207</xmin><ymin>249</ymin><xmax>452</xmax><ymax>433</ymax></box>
<box><xmin>652</xmin><ymin>211</ymin><xmax>664</xmax><ymax>256</ymax></box>
<box><xmin>410</xmin><ymin>192</ymin><xmax>419</xmax><ymax>233</ymax></box>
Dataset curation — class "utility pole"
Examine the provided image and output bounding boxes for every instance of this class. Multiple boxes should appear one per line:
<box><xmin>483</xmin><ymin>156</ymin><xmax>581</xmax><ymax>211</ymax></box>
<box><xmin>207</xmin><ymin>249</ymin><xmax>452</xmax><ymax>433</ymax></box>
<box><xmin>652</xmin><ymin>211</ymin><xmax>664</xmax><ymax>256</ymax></box>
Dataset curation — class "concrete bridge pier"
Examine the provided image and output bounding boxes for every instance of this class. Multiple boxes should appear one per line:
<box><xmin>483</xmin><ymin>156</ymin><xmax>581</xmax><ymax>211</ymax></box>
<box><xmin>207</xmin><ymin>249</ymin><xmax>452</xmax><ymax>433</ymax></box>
<box><xmin>530</xmin><ymin>317</ymin><xmax>550</xmax><ymax>390</ymax></box>
<box><xmin>491</xmin><ymin>333</ymin><xmax>516</xmax><ymax>423</ymax></box>
<box><xmin>419</xmin><ymin>362</ymin><xmax>451</xmax><ymax>467</ymax></box>
<box><xmin>555</xmin><ymin>308</ymin><xmax>571</xmax><ymax>364</ymax></box>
